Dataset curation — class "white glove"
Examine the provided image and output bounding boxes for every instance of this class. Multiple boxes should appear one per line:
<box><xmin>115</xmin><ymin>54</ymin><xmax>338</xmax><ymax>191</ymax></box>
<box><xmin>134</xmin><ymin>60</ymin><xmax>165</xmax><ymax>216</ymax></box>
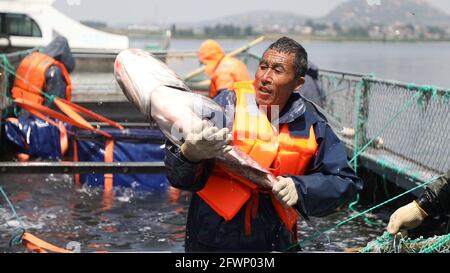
<box><xmin>181</xmin><ymin>120</ymin><xmax>232</xmax><ymax>163</ymax></box>
<box><xmin>387</xmin><ymin>201</ymin><xmax>428</xmax><ymax>235</ymax></box>
<box><xmin>272</xmin><ymin>176</ymin><xmax>298</xmax><ymax>208</ymax></box>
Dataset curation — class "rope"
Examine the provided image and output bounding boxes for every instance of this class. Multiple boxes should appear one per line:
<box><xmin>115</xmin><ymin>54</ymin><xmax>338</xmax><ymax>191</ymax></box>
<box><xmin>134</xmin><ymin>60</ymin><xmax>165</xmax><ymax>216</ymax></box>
<box><xmin>345</xmin><ymin>75</ymin><xmax>382</xmax><ymax>227</ymax></box>
<box><xmin>0</xmin><ymin>54</ymin><xmax>17</xmax><ymax>117</ymax></box>
<box><xmin>360</xmin><ymin>231</ymin><xmax>450</xmax><ymax>253</ymax></box>
<box><xmin>348</xmin><ymin>193</ymin><xmax>380</xmax><ymax>226</ymax></box>
<box><xmin>0</xmin><ymin>54</ymin><xmax>15</xmax><ymax>97</ymax></box>
<box><xmin>284</xmin><ymin>174</ymin><xmax>444</xmax><ymax>251</ymax></box>
<box><xmin>1</xmin><ymin>186</ymin><xmax>73</xmax><ymax>252</ymax></box>
<box><xmin>417</xmin><ymin>85</ymin><xmax>438</xmax><ymax>110</ymax></box>
<box><xmin>0</xmin><ymin>186</ymin><xmax>25</xmax><ymax>230</ymax></box>
<box><xmin>348</xmin><ymin>192</ymin><xmax>359</xmax><ymax>212</ymax></box>
<box><xmin>0</xmin><ymin>186</ymin><xmax>27</xmax><ymax>246</ymax></box>
<box><xmin>419</xmin><ymin>233</ymin><xmax>450</xmax><ymax>253</ymax></box>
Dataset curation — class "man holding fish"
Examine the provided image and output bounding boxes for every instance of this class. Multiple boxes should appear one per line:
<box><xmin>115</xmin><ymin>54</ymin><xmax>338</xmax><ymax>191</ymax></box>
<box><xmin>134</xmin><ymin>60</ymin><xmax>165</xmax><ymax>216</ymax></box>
<box><xmin>163</xmin><ymin>37</ymin><xmax>363</xmax><ymax>252</ymax></box>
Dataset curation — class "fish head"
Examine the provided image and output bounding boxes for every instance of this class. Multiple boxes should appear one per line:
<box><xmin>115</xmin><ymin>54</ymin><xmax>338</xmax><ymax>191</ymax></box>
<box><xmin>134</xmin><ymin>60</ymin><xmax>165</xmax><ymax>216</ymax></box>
<box><xmin>114</xmin><ymin>49</ymin><xmax>190</xmax><ymax>117</ymax></box>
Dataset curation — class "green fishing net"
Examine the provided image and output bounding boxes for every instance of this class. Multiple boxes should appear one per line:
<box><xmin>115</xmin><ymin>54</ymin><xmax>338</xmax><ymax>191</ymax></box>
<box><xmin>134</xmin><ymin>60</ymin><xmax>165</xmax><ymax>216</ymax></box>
<box><xmin>360</xmin><ymin>231</ymin><xmax>450</xmax><ymax>253</ymax></box>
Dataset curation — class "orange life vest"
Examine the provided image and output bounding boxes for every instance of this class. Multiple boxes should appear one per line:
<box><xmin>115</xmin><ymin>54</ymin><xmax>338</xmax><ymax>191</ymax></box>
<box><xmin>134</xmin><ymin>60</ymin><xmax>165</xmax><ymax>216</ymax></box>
<box><xmin>198</xmin><ymin>40</ymin><xmax>250</xmax><ymax>98</ymax></box>
<box><xmin>197</xmin><ymin>81</ymin><xmax>319</xmax><ymax>235</ymax></box>
<box><xmin>11</xmin><ymin>52</ymin><xmax>72</xmax><ymax>104</ymax></box>
<box><xmin>208</xmin><ymin>57</ymin><xmax>251</xmax><ymax>98</ymax></box>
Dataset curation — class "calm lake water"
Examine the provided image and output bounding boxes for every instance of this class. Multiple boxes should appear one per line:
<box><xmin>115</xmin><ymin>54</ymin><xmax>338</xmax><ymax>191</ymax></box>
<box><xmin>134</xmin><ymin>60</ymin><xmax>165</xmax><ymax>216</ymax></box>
<box><xmin>131</xmin><ymin>38</ymin><xmax>450</xmax><ymax>88</ymax></box>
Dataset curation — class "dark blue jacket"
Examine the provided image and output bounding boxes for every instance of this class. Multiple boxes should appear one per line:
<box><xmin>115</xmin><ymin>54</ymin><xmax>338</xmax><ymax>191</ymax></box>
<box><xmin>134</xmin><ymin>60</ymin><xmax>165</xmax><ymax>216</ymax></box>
<box><xmin>164</xmin><ymin>90</ymin><xmax>363</xmax><ymax>252</ymax></box>
<box><xmin>298</xmin><ymin>62</ymin><xmax>326</xmax><ymax>108</ymax></box>
<box><xmin>42</xmin><ymin>36</ymin><xmax>75</xmax><ymax>110</ymax></box>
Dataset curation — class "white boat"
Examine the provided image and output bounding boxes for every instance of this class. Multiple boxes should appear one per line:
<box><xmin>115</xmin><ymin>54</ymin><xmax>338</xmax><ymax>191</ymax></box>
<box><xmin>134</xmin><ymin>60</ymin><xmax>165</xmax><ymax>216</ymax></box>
<box><xmin>0</xmin><ymin>0</ymin><xmax>129</xmax><ymax>52</ymax></box>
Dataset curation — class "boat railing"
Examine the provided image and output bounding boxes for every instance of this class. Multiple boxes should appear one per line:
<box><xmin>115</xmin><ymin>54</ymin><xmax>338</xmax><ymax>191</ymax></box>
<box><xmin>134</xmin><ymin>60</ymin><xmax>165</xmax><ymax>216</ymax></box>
<box><xmin>0</xmin><ymin>161</ymin><xmax>165</xmax><ymax>174</ymax></box>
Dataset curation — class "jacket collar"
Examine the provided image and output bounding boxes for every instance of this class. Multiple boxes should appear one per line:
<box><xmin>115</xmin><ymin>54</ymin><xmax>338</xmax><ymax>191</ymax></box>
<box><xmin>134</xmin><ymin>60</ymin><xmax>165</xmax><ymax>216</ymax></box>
<box><xmin>275</xmin><ymin>92</ymin><xmax>306</xmax><ymax>124</ymax></box>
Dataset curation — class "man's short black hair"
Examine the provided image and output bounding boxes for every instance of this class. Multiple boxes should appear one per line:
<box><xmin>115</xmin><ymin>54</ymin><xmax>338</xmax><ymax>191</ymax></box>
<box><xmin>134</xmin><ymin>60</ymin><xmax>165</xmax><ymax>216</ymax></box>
<box><xmin>265</xmin><ymin>36</ymin><xmax>308</xmax><ymax>78</ymax></box>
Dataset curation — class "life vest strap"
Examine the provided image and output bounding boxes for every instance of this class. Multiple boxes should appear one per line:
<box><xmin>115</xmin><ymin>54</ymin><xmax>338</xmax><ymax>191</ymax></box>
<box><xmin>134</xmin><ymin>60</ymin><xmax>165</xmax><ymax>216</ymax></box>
<box><xmin>54</xmin><ymin>98</ymin><xmax>124</xmax><ymax>130</ymax></box>
<box><xmin>102</xmin><ymin>138</ymin><xmax>115</xmax><ymax>211</ymax></box>
<box><xmin>72</xmin><ymin>138</ymin><xmax>81</xmax><ymax>186</ymax></box>
<box><xmin>270</xmin><ymin>194</ymin><xmax>299</xmax><ymax>232</ymax></box>
<box><xmin>243</xmin><ymin>188</ymin><xmax>299</xmax><ymax>237</ymax></box>
<box><xmin>15</xmin><ymin>98</ymin><xmax>112</xmax><ymax>138</ymax></box>
<box><xmin>244</xmin><ymin>190</ymin><xmax>259</xmax><ymax>236</ymax></box>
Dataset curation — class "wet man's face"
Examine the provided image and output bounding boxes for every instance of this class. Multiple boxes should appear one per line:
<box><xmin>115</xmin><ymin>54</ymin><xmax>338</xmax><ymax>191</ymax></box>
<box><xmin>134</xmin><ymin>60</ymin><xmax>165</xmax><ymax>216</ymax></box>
<box><xmin>253</xmin><ymin>49</ymin><xmax>304</xmax><ymax>110</ymax></box>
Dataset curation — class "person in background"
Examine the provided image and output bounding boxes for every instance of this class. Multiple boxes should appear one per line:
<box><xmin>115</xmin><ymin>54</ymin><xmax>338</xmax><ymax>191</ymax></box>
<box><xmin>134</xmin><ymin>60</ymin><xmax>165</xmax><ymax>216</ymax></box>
<box><xmin>11</xmin><ymin>36</ymin><xmax>75</xmax><ymax>110</ymax></box>
<box><xmin>298</xmin><ymin>62</ymin><xmax>326</xmax><ymax>108</ymax></box>
<box><xmin>4</xmin><ymin>36</ymin><xmax>75</xmax><ymax>161</ymax></box>
<box><xmin>165</xmin><ymin>37</ymin><xmax>362</xmax><ymax>252</ymax></box>
<box><xmin>198</xmin><ymin>39</ymin><xmax>251</xmax><ymax>98</ymax></box>
<box><xmin>40</xmin><ymin>36</ymin><xmax>76</xmax><ymax>109</ymax></box>
<box><xmin>387</xmin><ymin>170</ymin><xmax>449</xmax><ymax>235</ymax></box>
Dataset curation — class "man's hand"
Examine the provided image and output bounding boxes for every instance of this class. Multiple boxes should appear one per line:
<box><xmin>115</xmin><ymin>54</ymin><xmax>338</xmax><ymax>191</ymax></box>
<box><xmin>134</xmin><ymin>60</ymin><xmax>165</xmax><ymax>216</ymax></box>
<box><xmin>181</xmin><ymin>120</ymin><xmax>232</xmax><ymax>163</ymax></box>
<box><xmin>272</xmin><ymin>176</ymin><xmax>298</xmax><ymax>208</ymax></box>
<box><xmin>387</xmin><ymin>201</ymin><xmax>428</xmax><ymax>235</ymax></box>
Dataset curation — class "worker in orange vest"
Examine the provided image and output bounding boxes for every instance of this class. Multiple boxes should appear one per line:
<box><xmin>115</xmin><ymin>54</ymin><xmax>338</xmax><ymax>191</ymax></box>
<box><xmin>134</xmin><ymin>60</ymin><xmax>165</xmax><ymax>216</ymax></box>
<box><xmin>165</xmin><ymin>37</ymin><xmax>362</xmax><ymax>252</ymax></box>
<box><xmin>4</xmin><ymin>37</ymin><xmax>74</xmax><ymax>161</ymax></box>
<box><xmin>11</xmin><ymin>36</ymin><xmax>74</xmax><ymax>109</ymax></box>
<box><xmin>198</xmin><ymin>39</ymin><xmax>251</xmax><ymax>98</ymax></box>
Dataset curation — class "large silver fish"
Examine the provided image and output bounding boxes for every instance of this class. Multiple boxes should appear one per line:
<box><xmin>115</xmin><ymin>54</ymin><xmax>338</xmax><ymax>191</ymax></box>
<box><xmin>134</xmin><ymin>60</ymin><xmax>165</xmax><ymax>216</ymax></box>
<box><xmin>114</xmin><ymin>49</ymin><xmax>276</xmax><ymax>188</ymax></box>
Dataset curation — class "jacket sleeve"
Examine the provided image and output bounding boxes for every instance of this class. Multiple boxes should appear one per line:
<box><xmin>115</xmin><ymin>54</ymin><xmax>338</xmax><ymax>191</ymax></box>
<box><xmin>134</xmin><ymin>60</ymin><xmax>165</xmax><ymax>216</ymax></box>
<box><xmin>163</xmin><ymin>91</ymin><xmax>236</xmax><ymax>192</ymax></box>
<box><xmin>417</xmin><ymin>170</ymin><xmax>450</xmax><ymax>217</ymax></box>
<box><xmin>164</xmin><ymin>141</ymin><xmax>214</xmax><ymax>192</ymax></box>
<box><xmin>292</xmin><ymin>121</ymin><xmax>363</xmax><ymax>217</ymax></box>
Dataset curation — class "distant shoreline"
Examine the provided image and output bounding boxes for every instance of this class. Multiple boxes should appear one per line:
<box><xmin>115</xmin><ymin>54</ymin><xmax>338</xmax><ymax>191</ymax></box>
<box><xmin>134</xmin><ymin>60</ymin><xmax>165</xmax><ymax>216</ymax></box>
<box><xmin>100</xmin><ymin>27</ymin><xmax>450</xmax><ymax>43</ymax></box>
<box><xmin>264</xmin><ymin>33</ymin><xmax>450</xmax><ymax>43</ymax></box>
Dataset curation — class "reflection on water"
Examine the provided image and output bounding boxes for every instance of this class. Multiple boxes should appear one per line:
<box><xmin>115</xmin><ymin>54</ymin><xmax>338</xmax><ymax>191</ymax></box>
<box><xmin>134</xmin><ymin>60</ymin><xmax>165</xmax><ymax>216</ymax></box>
<box><xmin>1</xmin><ymin>174</ymin><xmax>385</xmax><ymax>252</ymax></box>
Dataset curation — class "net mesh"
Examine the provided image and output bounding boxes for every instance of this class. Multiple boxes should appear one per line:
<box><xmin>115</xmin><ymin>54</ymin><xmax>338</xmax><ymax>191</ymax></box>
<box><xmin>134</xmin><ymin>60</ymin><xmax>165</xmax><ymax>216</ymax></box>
<box><xmin>360</xmin><ymin>231</ymin><xmax>450</xmax><ymax>253</ymax></box>
<box><xmin>320</xmin><ymin>71</ymin><xmax>450</xmax><ymax>182</ymax></box>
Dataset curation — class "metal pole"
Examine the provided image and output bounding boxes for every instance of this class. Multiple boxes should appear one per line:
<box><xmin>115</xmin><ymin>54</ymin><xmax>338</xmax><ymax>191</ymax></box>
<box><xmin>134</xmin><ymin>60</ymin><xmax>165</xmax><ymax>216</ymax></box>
<box><xmin>0</xmin><ymin>162</ymin><xmax>166</xmax><ymax>174</ymax></box>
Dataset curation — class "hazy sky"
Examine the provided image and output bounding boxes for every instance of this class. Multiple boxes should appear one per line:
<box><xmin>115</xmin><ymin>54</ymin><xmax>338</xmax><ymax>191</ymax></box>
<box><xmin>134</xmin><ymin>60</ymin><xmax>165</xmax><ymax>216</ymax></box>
<box><xmin>53</xmin><ymin>0</ymin><xmax>450</xmax><ymax>26</ymax></box>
